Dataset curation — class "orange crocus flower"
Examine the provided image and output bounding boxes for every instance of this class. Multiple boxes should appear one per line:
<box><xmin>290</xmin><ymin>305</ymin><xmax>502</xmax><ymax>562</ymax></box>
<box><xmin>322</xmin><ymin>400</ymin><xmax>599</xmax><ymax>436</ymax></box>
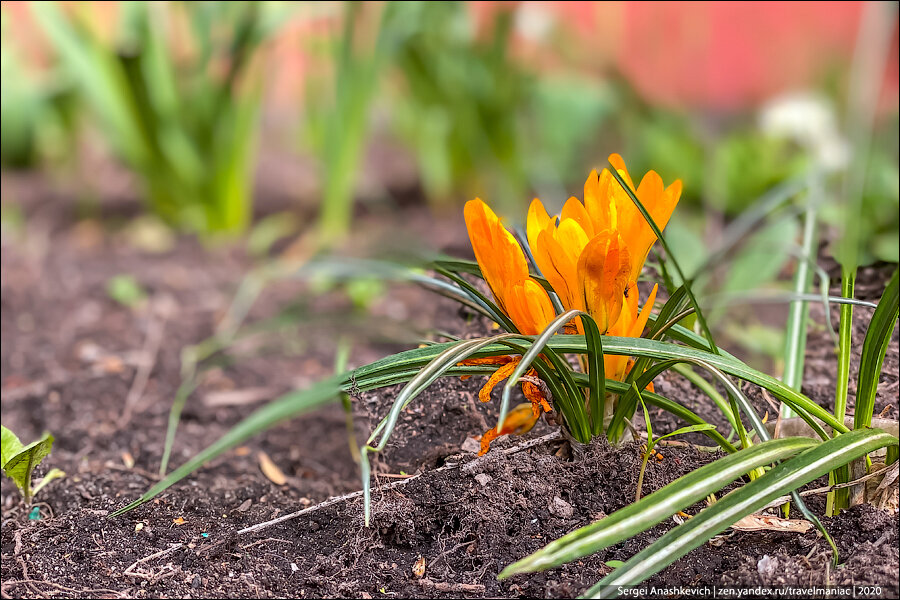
<box><xmin>461</xmin><ymin>156</ymin><xmax>680</xmax><ymax>453</ymax></box>
<box><xmin>527</xmin><ymin>154</ymin><xmax>681</xmax><ymax>304</ymax></box>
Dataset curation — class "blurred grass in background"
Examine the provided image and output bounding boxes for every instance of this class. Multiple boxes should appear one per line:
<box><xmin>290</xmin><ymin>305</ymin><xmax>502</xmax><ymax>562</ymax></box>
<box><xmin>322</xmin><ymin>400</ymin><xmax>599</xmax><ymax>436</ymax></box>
<box><xmin>2</xmin><ymin>1</ymin><xmax>898</xmax><ymax>362</ymax></box>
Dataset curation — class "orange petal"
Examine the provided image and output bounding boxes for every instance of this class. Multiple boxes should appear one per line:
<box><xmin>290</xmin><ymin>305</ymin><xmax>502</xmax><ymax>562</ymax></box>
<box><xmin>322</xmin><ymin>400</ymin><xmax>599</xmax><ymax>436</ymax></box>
<box><xmin>477</xmin><ymin>358</ymin><xmax>521</xmax><ymax>403</ymax></box>
<box><xmin>556</xmin><ymin>217</ymin><xmax>591</xmax><ymax>262</ymax></box>
<box><xmin>629</xmin><ymin>284</ymin><xmax>659</xmax><ymax>339</ymax></box>
<box><xmin>464</xmin><ymin>199</ymin><xmax>530</xmax><ymax>317</ymax></box>
<box><xmin>605</xmin><ymin>353</ymin><xmax>630</xmax><ymax>383</ymax></box>
<box><xmin>560</xmin><ymin>196</ymin><xmax>595</xmax><ymax>239</ymax></box>
<box><xmin>503</xmin><ymin>279</ymin><xmax>556</xmax><ymax>336</ymax></box>
<box><xmin>535</xmin><ymin>229</ymin><xmax>578</xmax><ymax>311</ymax></box>
<box><xmin>608</xmin><ymin>153</ymin><xmax>635</xmax><ymax>190</ymax></box>
<box><xmin>583</xmin><ymin>169</ymin><xmax>612</xmax><ymax>235</ymax></box>
<box><xmin>527</xmin><ymin>198</ymin><xmax>553</xmax><ymax>254</ymax></box>
<box><xmin>603</xmin><ymin>158</ymin><xmax>682</xmax><ymax>282</ymax></box>
<box><xmin>577</xmin><ymin>231</ymin><xmax>631</xmax><ymax>333</ymax></box>
<box><xmin>478</xmin><ymin>402</ymin><xmax>541</xmax><ymax>455</ymax></box>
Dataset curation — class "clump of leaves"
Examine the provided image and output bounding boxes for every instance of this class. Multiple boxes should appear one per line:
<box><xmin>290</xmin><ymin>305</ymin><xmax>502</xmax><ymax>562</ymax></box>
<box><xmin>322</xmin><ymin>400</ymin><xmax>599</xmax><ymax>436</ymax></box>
<box><xmin>32</xmin><ymin>1</ymin><xmax>282</xmax><ymax>234</ymax></box>
<box><xmin>1</xmin><ymin>425</ymin><xmax>65</xmax><ymax>505</ymax></box>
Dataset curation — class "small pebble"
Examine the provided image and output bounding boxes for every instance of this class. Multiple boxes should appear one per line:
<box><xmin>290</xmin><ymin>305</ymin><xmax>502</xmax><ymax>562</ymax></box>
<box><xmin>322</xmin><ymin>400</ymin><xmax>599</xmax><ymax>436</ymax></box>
<box><xmin>192</xmin><ymin>575</ymin><xmax>201</xmax><ymax>589</ymax></box>
<box><xmin>550</xmin><ymin>496</ymin><xmax>574</xmax><ymax>518</ymax></box>
<box><xmin>461</xmin><ymin>437</ymin><xmax>481</xmax><ymax>454</ymax></box>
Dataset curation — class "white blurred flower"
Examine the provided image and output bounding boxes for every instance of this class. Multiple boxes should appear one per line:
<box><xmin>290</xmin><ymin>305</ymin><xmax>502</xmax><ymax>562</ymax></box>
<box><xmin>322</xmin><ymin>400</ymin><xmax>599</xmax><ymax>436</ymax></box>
<box><xmin>515</xmin><ymin>2</ymin><xmax>555</xmax><ymax>43</ymax></box>
<box><xmin>759</xmin><ymin>92</ymin><xmax>850</xmax><ymax>171</ymax></box>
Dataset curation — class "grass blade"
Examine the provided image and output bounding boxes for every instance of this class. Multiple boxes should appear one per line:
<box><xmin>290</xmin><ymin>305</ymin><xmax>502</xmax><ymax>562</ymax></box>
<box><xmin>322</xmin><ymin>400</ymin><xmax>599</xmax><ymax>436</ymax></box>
<box><xmin>781</xmin><ymin>180</ymin><xmax>820</xmax><ymax>417</ymax></box>
<box><xmin>498</xmin><ymin>310</ymin><xmax>577</xmax><ymax>430</ymax></box>
<box><xmin>582</xmin><ymin>429</ymin><xmax>898</xmax><ymax>597</ymax></box>
<box><xmin>854</xmin><ymin>269</ymin><xmax>899</xmax><ymax>430</ymax></box>
<box><xmin>112</xmin><ymin>375</ymin><xmax>344</xmax><ymax>516</ymax></box>
<box><xmin>829</xmin><ymin>268</ymin><xmax>856</xmax><ymax>513</ymax></box>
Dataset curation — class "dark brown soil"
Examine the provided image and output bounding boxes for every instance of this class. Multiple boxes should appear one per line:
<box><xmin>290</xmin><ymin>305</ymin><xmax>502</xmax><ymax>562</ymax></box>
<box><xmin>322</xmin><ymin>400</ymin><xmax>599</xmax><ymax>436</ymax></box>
<box><xmin>2</xmin><ymin>172</ymin><xmax>898</xmax><ymax>598</ymax></box>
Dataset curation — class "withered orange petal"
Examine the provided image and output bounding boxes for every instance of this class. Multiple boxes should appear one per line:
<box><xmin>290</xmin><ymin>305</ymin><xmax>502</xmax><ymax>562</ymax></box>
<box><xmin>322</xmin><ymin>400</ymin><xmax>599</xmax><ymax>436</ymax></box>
<box><xmin>477</xmin><ymin>359</ymin><xmax>521</xmax><ymax>403</ymax></box>
<box><xmin>478</xmin><ymin>427</ymin><xmax>500</xmax><ymax>456</ymax></box>
<box><xmin>458</xmin><ymin>356</ymin><xmax>515</xmax><ymax>367</ymax></box>
<box><xmin>478</xmin><ymin>402</ymin><xmax>540</xmax><ymax>455</ymax></box>
<box><xmin>522</xmin><ymin>379</ymin><xmax>551</xmax><ymax>415</ymax></box>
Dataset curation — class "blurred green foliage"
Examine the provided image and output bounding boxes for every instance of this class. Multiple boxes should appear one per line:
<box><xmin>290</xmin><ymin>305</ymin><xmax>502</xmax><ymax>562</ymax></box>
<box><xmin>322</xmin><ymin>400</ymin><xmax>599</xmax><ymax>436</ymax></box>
<box><xmin>302</xmin><ymin>2</ymin><xmax>412</xmax><ymax>243</ymax></box>
<box><xmin>302</xmin><ymin>0</ymin><xmax>613</xmax><ymax>242</ymax></box>
<box><xmin>1</xmin><ymin>7</ymin><xmax>77</xmax><ymax>168</ymax></box>
<box><xmin>388</xmin><ymin>1</ymin><xmax>611</xmax><ymax>216</ymax></box>
<box><xmin>31</xmin><ymin>1</ymin><xmax>282</xmax><ymax>234</ymax></box>
<box><xmin>106</xmin><ymin>273</ymin><xmax>147</xmax><ymax>308</ymax></box>
<box><xmin>1</xmin><ymin>0</ymin><xmax>894</xmax><ymax>273</ymax></box>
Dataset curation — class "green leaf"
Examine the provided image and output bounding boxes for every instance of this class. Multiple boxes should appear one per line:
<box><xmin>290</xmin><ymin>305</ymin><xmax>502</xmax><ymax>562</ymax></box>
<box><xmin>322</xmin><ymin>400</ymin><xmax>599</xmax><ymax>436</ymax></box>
<box><xmin>830</xmin><ymin>269</ymin><xmax>856</xmax><ymax>514</ymax></box>
<box><xmin>854</xmin><ymin>269</ymin><xmax>899</xmax><ymax>430</ymax></box>
<box><xmin>1</xmin><ymin>426</ymin><xmax>55</xmax><ymax>503</ymax></box>
<box><xmin>31</xmin><ymin>467</ymin><xmax>66</xmax><ymax>498</ymax></box>
<box><xmin>106</xmin><ymin>274</ymin><xmax>147</xmax><ymax>308</ymax></box>
<box><xmin>500</xmin><ymin>436</ymin><xmax>818</xmax><ymax>577</ymax></box>
<box><xmin>1</xmin><ymin>425</ymin><xmax>24</xmax><ymax>466</ymax></box>
<box><xmin>719</xmin><ymin>217</ymin><xmax>798</xmax><ymax>300</ymax></box>
<box><xmin>781</xmin><ymin>189</ymin><xmax>820</xmax><ymax>417</ymax></box>
<box><xmin>653</xmin><ymin>423</ymin><xmax>717</xmax><ymax>446</ymax></box>
<box><xmin>582</xmin><ymin>429</ymin><xmax>898</xmax><ymax>597</ymax></box>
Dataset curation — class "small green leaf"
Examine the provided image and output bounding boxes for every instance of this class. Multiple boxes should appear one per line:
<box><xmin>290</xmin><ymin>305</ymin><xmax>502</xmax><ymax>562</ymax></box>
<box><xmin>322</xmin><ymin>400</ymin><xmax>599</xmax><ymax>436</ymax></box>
<box><xmin>1</xmin><ymin>427</ymin><xmax>55</xmax><ymax>503</ymax></box>
<box><xmin>604</xmin><ymin>560</ymin><xmax>625</xmax><ymax>569</ymax></box>
<box><xmin>31</xmin><ymin>467</ymin><xmax>66</xmax><ymax>498</ymax></box>
<box><xmin>107</xmin><ymin>274</ymin><xmax>147</xmax><ymax>308</ymax></box>
<box><xmin>655</xmin><ymin>424</ymin><xmax>717</xmax><ymax>444</ymax></box>
<box><xmin>1</xmin><ymin>425</ymin><xmax>25</xmax><ymax>466</ymax></box>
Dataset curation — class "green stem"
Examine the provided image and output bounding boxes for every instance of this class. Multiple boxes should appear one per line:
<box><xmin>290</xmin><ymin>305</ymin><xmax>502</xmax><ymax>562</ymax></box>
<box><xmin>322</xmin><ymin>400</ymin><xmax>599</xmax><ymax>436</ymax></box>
<box><xmin>635</xmin><ymin>451</ymin><xmax>651</xmax><ymax>503</ymax></box>
<box><xmin>781</xmin><ymin>181</ymin><xmax>819</xmax><ymax>417</ymax></box>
